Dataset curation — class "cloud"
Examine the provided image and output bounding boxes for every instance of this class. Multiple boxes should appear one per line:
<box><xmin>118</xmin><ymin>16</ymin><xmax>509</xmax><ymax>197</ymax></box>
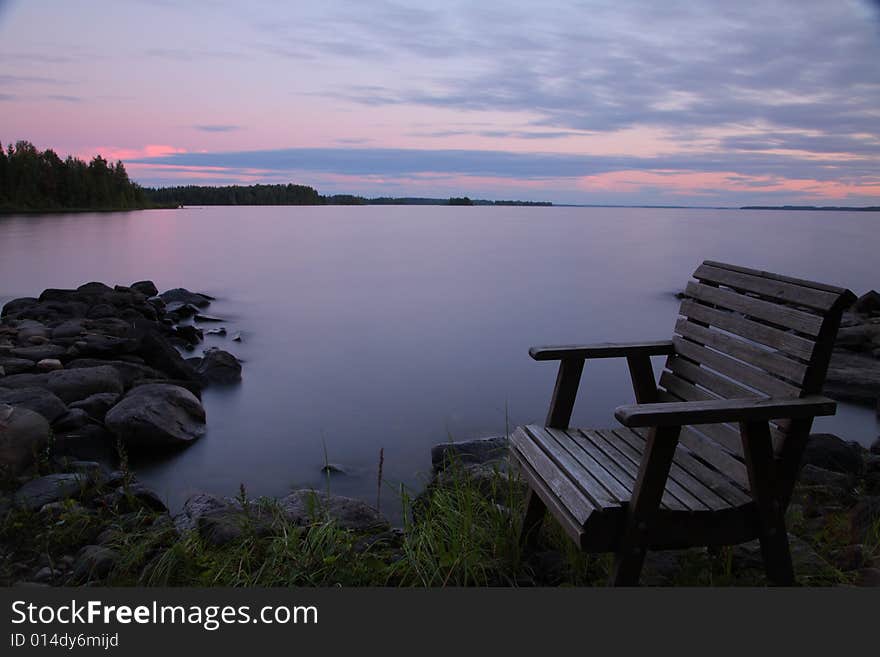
<box><xmin>132</xmin><ymin>145</ymin><xmax>879</xmax><ymax>184</ymax></box>
<box><xmin>193</xmin><ymin>124</ymin><xmax>243</xmax><ymax>133</ymax></box>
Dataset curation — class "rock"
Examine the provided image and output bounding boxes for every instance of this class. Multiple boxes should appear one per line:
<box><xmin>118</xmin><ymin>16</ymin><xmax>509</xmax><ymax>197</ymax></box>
<box><xmin>1</xmin><ymin>297</ymin><xmax>39</xmax><ymax>318</ymax></box>
<box><xmin>15</xmin><ymin>320</ymin><xmax>49</xmax><ymax>343</ymax></box>
<box><xmin>165</xmin><ymin>302</ymin><xmax>201</xmax><ymax>319</ymax></box>
<box><xmin>825</xmin><ymin>349</ymin><xmax>880</xmax><ymax>404</ymax></box>
<box><xmin>830</xmin><ymin>544</ymin><xmax>872</xmax><ymax>571</ymax></box>
<box><xmin>854</xmin><ymin>290</ymin><xmax>880</xmax><ymax>315</ymax></box>
<box><xmin>849</xmin><ymin>496</ymin><xmax>880</xmax><ymax>543</ymax></box>
<box><xmin>174</xmin><ymin>493</ymin><xmax>234</xmax><ymax>534</ymax></box>
<box><xmin>107</xmin><ymin>483</ymin><xmax>168</xmax><ymax>513</ymax></box>
<box><xmin>26</xmin><ymin>335</ymin><xmax>50</xmax><ymax>345</ymax></box>
<box><xmin>194</xmin><ymin>314</ymin><xmax>224</xmax><ymax>323</ymax></box>
<box><xmin>105</xmin><ymin>383</ymin><xmax>206</xmax><ymax>447</ymax></box>
<box><xmin>320</xmin><ymin>463</ymin><xmax>348</xmax><ymax>475</ymax></box>
<box><xmin>35</xmin><ymin>358</ymin><xmax>63</xmax><ymax>372</ymax></box>
<box><xmin>433</xmin><ymin>460</ymin><xmax>525</xmax><ymax>503</ymax></box>
<box><xmin>53</xmin><ymin>424</ymin><xmax>118</xmax><ymax>463</ymax></box>
<box><xmin>160</xmin><ymin>288</ymin><xmax>214</xmax><ymax>308</ymax></box>
<box><xmin>71</xmin><ymin>545</ymin><xmax>117</xmax><ymax>583</ymax></box>
<box><xmin>131</xmin><ymin>378</ymin><xmax>203</xmax><ymax>399</ymax></box>
<box><xmin>835</xmin><ymin>324</ymin><xmax>880</xmax><ymax>352</ymax></box>
<box><xmin>431</xmin><ymin>435</ymin><xmax>508</xmax><ymax>472</ymax></box>
<box><xmin>0</xmin><ymin>404</ymin><xmax>51</xmax><ymax>475</ymax></box>
<box><xmin>50</xmin><ymin>319</ymin><xmax>86</xmax><ymax>340</ymax></box>
<box><xmin>66</xmin><ymin>358</ymin><xmax>164</xmax><ymax>388</ymax></box>
<box><xmin>280</xmin><ymin>490</ymin><xmax>390</xmax><ymax>532</ymax></box>
<box><xmin>69</xmin><ymin>392</ymin><xmax>120</xmax><ymax>421</ymax></box>
<box><xmin>195</xmin><ymin>348</ymin><xmax>241</xmax><ymax>384</ymax></box>
<box><xmin>131</xmin><ymin>281</ymin><xmax>159</xmax><ymax>297</ymax></box>
<box><xmin>798</xmin><ymin>464</ymin><xmax>854</xmax><ymax>490</ymax></box>
<box><xmin>872</xmin><ymin>437</ymin><xmax>880</xmax><ymax>455</ymax></box>
<box><xmin>802</xmin><ymin>434</ymin><xmax>863</xmax><ymax>474</ymax></box>
<box><xmin>10</xmin><ymin>344</ymin><xmax>67</xmax><ymax>362</ymax></box>
<box><xmin>855</xmin><ymin>568</ymin><xmax>880</xmax><ymax>586</ymax></box>
<box><xmin>134</xmin><ymin>328</ymin><xmax>200</xmax><ymax>382</ymax></box>
<box><xmin>198</xmin><ymin>506</ymin><xmax>277</xmax><ymax>546</ymax></box>
<box><xmin>206</xmin><ymin>327</ymin><xmax>227</xmax><ymax>336</ymax></box>
<box><xmin>231</xmin><ymin>332</ymin><xmax>242</xmax><ymax>342</ymax></box>
<box><xmin>32</xmin><ymin>566</ymin><xmax>57</xmax><ymax>584</ymax></box>
<box><xmin>69</xmin><ymin>334</ymin><xmax>140</xmax><ymax>359</ymax></box>
<box><xmin>14</xmin><ymin>473</ymin><xmax>86</xmax><ymax>510</ymax></box>
<box><xmin>174</xmin><ymin>325</ymin><xmax>203</xmax><ymax>345</ymax></box>
<box><xmin>0</xmin><ymin>387</ymin><xmax>68</xmax><ymax>423</ymax></box>
<box><xmin>0</xmin><ymin>357</ymin><xmax>35</xmax><ymax>374</ymax></box>
<box><xmin>52</xmin><ymin>408</ymin><xmax>91</xmax><ymax>433</ymax></box>
<box><xmin>45</xmin><ymin>366</ymin><xmax>124</xmax><ymax>403</ymax></box>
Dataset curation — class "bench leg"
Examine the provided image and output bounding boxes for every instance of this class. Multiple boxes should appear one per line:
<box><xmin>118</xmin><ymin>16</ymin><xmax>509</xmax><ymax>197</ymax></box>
<box><xmin>519</xmin><ymin>489</ymin><xmax>546</xmax><ymax>552</ymax></box>
<box><xmin>741</xmin><ymin>420</ymin><xmax>795</xmax><ymax>586</ymax></box>
<box><xmin>611</xmin><ymin>547</ymin><xmax>648</xmax><ymax>586</ymax></box>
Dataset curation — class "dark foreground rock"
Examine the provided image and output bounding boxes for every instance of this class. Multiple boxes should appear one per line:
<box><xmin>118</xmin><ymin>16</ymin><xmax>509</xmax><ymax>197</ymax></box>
<box><xmin>105</xmin><ymin>384</ymin><xmax>206</xmax><ymax>448</ymax></box>
<box><xmin>280</xmin><ymin>490</ymin><xmax>390</xmax><ymax>532</ymax></box>
<box><xmin>195</xmin><ymin>348</ymin><xmax>242</xmax><ymax>384</ymax></box>
<box><xmin>0</xmin><ymin>404</ymin><xmax>51</xmax><ymax>475</ymax></box>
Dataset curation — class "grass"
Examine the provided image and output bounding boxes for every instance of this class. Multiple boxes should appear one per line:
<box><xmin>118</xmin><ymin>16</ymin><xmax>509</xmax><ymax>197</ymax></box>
<box><xmin>1</xmin><ymin>447</ymin><xmax>874</xmax><ymax>587</ymax></box>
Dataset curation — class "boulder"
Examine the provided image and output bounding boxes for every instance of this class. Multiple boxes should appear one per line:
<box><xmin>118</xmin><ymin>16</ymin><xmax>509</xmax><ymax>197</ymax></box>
<box><xmin>53</xmin><ymin>424</ymin><xmax>117</xmax><ymax>463</ymax></box>
<box><xmin>159</xmin><ymin>288</ymin><xmax>214</xmax><ymax>308</ymax></box>
<box><xmin>1</xmin><ymin>297</ymin><xmax>39</xmax><ymax>319</ymax></box>
<box><xmin>195</xmin><ymin>348</ymin><xmax>241</xmax><ymax>384</ymax></box>
<box><xmin>134</xmin><ymin>329</ymin><xmax>200</xmax><ymax>382</ymax></box>
<box><xmin>798</xmin><ymin>464</ymin><xmax>854</xmax><ymax>490</ymax></box>
<box><xmin>66</xmin><ymin>358</ymin><xmax>164</xmax><ymax>388</ymax></box>
<box><xmin>854</xmin><ymin>290</ymin><xmax>880</xmax><ymax>315</ymax></box>
<box><xmin>50</xmin><ymin>319</ymin><xmax>86</xmax><ymax>340</ymax></box>
<box><xmin>106</xmin><ymin>483</ymin><xmax>168</xmax><ymax>513</ymax></box>
<box><xmin>52</xmin><ymin>408</ymin><xmax>91</xmax><ymax>433</ymax></box>
<box><xmin>197</xmin><ymin>506</ymin><xmax>277</xmax><ymax>546</ymax></box>
<box><xmin>131</xmin><ymin>281</ymin><xmax>159</xmax><ymax>297</ymax></box>
<box><xmin>194</xmin><ymin>313</ymin><xmax>224</xmax><ymax>323</ymax></box>
<box><xmin>14</xmin><ymin>320</ymin><xmax>49</xmax><ymax>343</ymax></box>
<box><xmin>14</xmin><ymin>473</ymin><xmax>86</xmax><ymax>510</ymax></box>
<box><xmin>0</xmin><ymin>387</ymin><xmax>68</xmax><ymax>423</ymax></box>
<box><xmin>10</xmin><ymin>344</ymin><xmax>66</xmax><ymax>362</ymax></box>
<box><xmin>174</xmin><ymin>325</ymin><xmax>203</xmax><ymax>345</ymax></box>
<box><xmin>824</xmin><ymin>350</ymin><xmax>880</xmax><ymax>403</ymax></box>
<box><xmin>850</xmin><ymin>496</ymin><xmax>880</xmax><ymax>544</ymax></box>
<box><xmin>105</xmin><ymin>383</ymin><xmax>206</xmax><ymax>448</ymax></box>
<box><xmin>802</xmin><ymin>434</ymin><xmax>864</xmax><ymax>474</ymax></box>
<box><xmin>280</xmin><ymin>490</ymin><xmax>390</xmax><ymax>532</ymax></box>
<box><xmin>68</xmin><ymin>334</ymin><xmax>138</xmax><ymax>359</ymax></box>
<box><xmin>45</xmin><ymin>366</ymin><xmax>124</xmax><ymax>403</ymax></box>
<box><xmin>35</xmin><ymin>358</ymin><xmax>63</xmax><ymax>372</ymax></box>
<box><xmin>431</xmin><ymin>435</ymin><xmax>508</xmax><ymax>472</ymax></box>
<box><xmin>174</xmin><ymin>493</ymin><xmax>235</xmax><ymax>534</ymax></box>
<box><xmin>0</xmin><ymin>404</ymin><xmax>51</xmax><ymax>475</ymax></box>
<box><xmin>69</xmin><ymin>392</ymin><xmax>120</xmax><ymax>421</ymax></box>
<box><xmin>0</xmin><ymin>357</ymin><xmax>36</xmax><ymax>375</ymax></box>
<box><xmin>70</xmin><ymin>545</ymin><xmax>117</xmax><ymax>583</ymax></box>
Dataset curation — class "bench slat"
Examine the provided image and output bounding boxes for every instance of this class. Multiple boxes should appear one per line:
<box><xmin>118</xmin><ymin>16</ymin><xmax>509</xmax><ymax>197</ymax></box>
<box><xmin>684</xmin><ymin>282</ymin><xmax>824</xmax><ymax>336</ymax></box>
<box><xmin>694</xmin><ymin>263</ymin><xmax>840</xmax><ymax>312</ymax></box>
<box><xmin>679</xmin><ymin>300</ymin><xmax>816</xmax><ymax>360</ymax></box>
<box><xmin>510</xmin><ymin>427</ymin><xmax>594</xmax><ymax>525</ymax></box>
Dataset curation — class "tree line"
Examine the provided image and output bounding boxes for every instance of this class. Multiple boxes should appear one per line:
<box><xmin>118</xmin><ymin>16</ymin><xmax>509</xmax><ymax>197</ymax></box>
<box><xmin>1</xmin><ymin>139</ymin><xmax>553</xmax><ymax>211</ymax></box>
<box><xmin>0</xmin><ymin>141</ymin><xmax>147</xmax><ymax>210</ymax></box>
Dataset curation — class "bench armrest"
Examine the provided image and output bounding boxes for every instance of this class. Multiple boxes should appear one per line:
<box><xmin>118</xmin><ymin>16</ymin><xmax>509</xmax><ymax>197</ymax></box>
<box><xmin>615</xmin><ymin>395</ymin><xmax>837</xmax><ymax>428</ymax></box>
<box><xmin>529</xmin><ymin>340</ymin><xmax>674</xmax><ymax>361</ymax></box>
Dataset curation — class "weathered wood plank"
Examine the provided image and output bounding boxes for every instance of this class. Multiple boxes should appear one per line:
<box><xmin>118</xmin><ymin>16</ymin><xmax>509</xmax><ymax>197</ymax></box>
<box><xmin>679</xmin><ymin>299</ymin><xmax>816</xmax><ymax>360</ymax></box>
<box><xmin>509</xmin><ymin>428</ymin><xmax>594</xmax><ymax>525</ymax></box>
<box><xmin>673</xmin><ymin>336</ymin><xmax>801</xmax><ymax>397</ymax></box>
<box><xmin>530</xmin><ymin>341</ymin><xmax>674</xmax><ymax>361</ymax></box>
<box><xmin>616</xmin><ymin>394</ymin><xmax>836</xmax><ymax>427</ymax></box>
<box><xmin>583</xmin><ymin>429</ymin><xmax>694</xmax><ymax>511</ymax></box>
<box><xmin>703</xmin><ymin>261</ymin><xmax>852</xmax><ymax>297</ymax></box>
<box><xmin>674</xmin><ymin>318</ymin><xmax>808</xmax><ymax>385</ymax></box>
<box><xmin>677</xmin><ymin>427</ymin><xmax>751</xmax><ymax>492</ymax></box>
<box><xmin>684</xmin><ymin>282</ymin><xmax>824</xmax><ymax>336</ymax></box>
<box><xmin>607</xmin><ymin>428</ymin><xmax>732</xmax><ymax>511</ymax></box>
<box><xmin>667</xmin><ymin>355</ymin><xmax>759</xmax><ymax>400</ymax></box>
<box><xmin>694</xmin><ymin>263</ymin><xmax>840</xmax><ymax>312</ymax></box>
<box><xmin>510</xmin><ymin>447</ymin><xmax>584</xmax><ymax>545</ymax></box>
<box><xmin>543</xmin><ymin>428</ymin><xmax>633</xmax><ymax>503</ymax></box>
<box><xmin>546</xmin><ymin>358</ymin><xmax>584</xmax><ymax>429</ymax></box>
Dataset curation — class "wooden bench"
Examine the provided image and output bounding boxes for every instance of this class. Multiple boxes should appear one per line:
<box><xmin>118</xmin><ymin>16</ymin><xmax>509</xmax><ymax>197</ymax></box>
<box><xmin>510</xmin><ymin>261</ymin><xmax>855</xmax><ymax>585</ymax></box>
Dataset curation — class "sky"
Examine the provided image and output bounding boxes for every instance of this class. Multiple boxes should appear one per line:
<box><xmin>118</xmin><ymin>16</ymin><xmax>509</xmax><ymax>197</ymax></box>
<box><xmin>1</xmin><ymin>0</ymin><xmax>879</xmax><ymax>206</ymax></box>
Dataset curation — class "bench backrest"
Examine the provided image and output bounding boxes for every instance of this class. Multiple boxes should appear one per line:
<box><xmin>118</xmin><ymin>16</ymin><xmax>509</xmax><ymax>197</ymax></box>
<box><xmin>659</xmin><ymin>261</ymin><xmax>855</xmax><ymax>490</ymax></box>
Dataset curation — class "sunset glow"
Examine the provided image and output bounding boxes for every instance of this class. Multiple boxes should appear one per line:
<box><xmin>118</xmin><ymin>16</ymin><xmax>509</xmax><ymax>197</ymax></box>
<box><xmin>2</xmin><ymin>0</ymin><xmax>879</xmax><ymax>205</ymax></box>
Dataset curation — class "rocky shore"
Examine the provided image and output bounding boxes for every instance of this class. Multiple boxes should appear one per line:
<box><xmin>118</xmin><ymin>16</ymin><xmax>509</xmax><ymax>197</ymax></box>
<box><xmin>1</xmin><ymin>283</ymin><xmax>879</xmax><ymax>586</ymax></box>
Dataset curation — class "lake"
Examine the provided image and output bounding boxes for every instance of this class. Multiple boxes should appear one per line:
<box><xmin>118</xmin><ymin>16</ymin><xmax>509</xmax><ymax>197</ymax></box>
<box><xmin>1</xmin><ymin>206</ymin><xmax>878</xmax><ymax>519</ymax></box>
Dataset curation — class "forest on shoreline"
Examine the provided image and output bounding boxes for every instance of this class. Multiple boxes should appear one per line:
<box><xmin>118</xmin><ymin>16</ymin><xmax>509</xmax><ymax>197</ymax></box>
<box><xmin>0</xmin><ymin>140</ymin><xmax>551</xmax><ymax>212</ymax></box>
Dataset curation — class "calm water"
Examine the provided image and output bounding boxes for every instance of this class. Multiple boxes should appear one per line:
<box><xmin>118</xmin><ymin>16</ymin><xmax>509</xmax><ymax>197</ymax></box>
<box><xmin>1</xmin><ymin>207</ymin><xmax>878</xmax><ymax>517</ymax></box>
